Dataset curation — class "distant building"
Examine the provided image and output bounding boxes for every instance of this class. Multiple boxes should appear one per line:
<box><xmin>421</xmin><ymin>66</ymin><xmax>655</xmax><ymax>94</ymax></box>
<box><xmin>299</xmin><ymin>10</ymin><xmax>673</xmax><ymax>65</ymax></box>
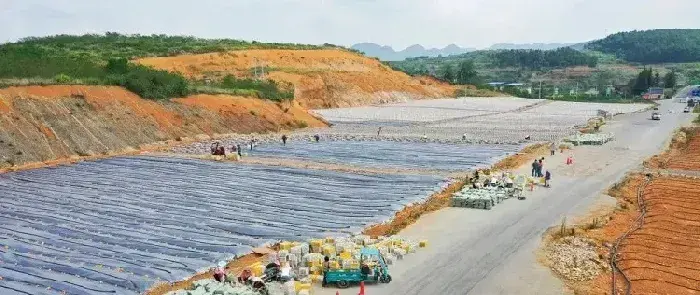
<box><xmin>584</xmin><ymin>88</ymin><xmax>600</xmax><ymax>96</ymax></box>
<box><xmin>643</xmin><ymin>87</ymin><xmax>664</xmax><ymax>100</ymax></box>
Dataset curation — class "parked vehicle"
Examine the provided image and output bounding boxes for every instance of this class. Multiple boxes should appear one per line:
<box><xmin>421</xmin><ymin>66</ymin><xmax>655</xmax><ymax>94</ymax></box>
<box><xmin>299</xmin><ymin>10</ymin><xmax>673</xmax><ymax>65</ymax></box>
<box><xmin>324</xmin><ymin>248</ymin><xmax>392</xmax><ymax>288</ymax></box>
<box><xmin>651</xmin><ymin>112</ymin><xmax>661</xmax><ymax>120</ymax></box>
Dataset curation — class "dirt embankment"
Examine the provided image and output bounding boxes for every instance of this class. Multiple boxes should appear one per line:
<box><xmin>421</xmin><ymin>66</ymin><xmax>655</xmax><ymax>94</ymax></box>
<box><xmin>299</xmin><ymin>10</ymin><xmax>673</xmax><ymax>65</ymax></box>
<box><xmin>646</xmin><ymin>127</ymin><xmax>700</xmax><ymax>170</ymax></box>
<box><xmin>136</xmin><ymin>49</ymin><xmax>460</xmax><ymax>109</ymax></box>
<box><xmin>0</xmin><ymin>85</ymin><xmax>325</xmax><ymax>170</ymax></box>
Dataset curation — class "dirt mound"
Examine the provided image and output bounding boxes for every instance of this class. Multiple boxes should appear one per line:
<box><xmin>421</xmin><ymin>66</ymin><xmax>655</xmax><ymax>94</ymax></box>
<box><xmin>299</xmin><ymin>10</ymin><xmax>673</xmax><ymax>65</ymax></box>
<box><xmin>646</xmin><ymin>127</ymin><xmax>700</xmax><ymax>170</ymax></box>
<box><xmin>0</xmin><ymin>85</ymin><xmax>324</xmax><ymax>169</ymax></box>
<box><xmin>136</xmin><ymin>49</ymin><xmax>458</xmax><ymax>109</ymax></box>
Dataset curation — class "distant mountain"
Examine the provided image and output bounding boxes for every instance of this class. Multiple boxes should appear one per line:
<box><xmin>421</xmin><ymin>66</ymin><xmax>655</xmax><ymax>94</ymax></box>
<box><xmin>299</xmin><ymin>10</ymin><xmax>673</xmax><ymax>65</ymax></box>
<box><xmin>351</xmin><ymin>43</ymin><xmax>475</xmax><ymax>61</ymax></box>
<box><xmin>488</xmin><ymin>43</ymin><xmax>576</xmax><ymax>50</ymax></box>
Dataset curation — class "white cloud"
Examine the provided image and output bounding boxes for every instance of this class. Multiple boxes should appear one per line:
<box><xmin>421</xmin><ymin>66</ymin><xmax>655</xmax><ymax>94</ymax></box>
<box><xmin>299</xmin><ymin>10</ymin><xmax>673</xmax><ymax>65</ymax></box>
<box><xmin>1</xmin><ymin>0</ymin><xmax>699</xmax><ymax>48</ymax></box>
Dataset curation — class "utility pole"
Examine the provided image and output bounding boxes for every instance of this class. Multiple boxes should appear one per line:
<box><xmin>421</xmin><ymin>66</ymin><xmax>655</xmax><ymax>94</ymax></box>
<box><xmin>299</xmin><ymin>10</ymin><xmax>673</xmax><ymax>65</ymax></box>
<box><xmin>539</xmin><ymin>81</ymin><xmax>543</xmax><ymax>99</ymax></box>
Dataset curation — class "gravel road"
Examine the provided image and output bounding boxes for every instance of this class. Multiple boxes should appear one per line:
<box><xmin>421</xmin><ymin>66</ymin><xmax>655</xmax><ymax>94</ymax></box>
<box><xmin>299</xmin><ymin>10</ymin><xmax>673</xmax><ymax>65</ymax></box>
<box><xmin>316</xmin><ymin>99</ymin><xmax>696</xmax><ymax>295</ymax></box>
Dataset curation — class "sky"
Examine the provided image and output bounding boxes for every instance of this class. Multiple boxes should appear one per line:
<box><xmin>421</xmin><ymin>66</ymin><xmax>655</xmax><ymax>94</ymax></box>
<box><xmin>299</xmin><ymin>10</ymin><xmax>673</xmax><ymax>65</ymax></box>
<box><xmin>2</xmin><ymin>0</ymin><xmax>700</xmax><ymax>49</ymax></box>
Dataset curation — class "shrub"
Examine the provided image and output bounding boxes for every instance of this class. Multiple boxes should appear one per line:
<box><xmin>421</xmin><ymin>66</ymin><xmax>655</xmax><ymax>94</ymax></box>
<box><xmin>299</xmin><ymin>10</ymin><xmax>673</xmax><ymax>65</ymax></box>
<box><xmin>54</xmin><ymin>73</ymin><xmax>72</xmax><ymax>84</ymax></box>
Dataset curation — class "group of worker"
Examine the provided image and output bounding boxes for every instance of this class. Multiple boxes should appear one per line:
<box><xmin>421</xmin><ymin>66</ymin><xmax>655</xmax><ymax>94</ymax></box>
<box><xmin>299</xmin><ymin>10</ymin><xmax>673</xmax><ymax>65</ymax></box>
<box><xmin>469</xmin><ymin>170</ymin><xmax>514</xmax><ymax>189</ymax></box>
<box><xmin>281</xmin><ymin>134</ymin><xmax>320</xmax><ymax>145</ymax></box>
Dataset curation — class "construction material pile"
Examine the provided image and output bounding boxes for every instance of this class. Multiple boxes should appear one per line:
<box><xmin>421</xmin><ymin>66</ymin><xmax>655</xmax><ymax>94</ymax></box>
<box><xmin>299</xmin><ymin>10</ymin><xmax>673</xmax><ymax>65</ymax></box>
<box><xmin>451</xmin><ymin>187</ymin><xmax>513</xmax><ymax>210</ymax></box>
<box><xmin>564</xmin><ymin>132</ymin><xmax>614</xmax><ymax>146</ymax></box>
<box><xmin>166</xmin><ymin>280</ymin><xmax>281</xmax><ymax>295</ymax></box>
<box><xmin>266</xmin><ymin>235</ymin><xmax>424</xmax><ymax>279</ymax></box>
<box><xmin>544</xmin><ymin>236</ymin><xmax>608</xmax><ymax>281</ymax></box>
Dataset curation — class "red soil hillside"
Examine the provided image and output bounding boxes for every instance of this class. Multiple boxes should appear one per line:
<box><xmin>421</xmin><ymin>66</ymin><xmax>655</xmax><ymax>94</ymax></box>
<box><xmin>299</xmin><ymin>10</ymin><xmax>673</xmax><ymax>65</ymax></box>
<box><xmin>0</xmin><ymin>85</ymin><xmax>325</xmax><ymax>169</ymax></box>
<box><xmin>136</xmin><ymin>49</ymin><xmax>459</xmax><ymax>109</ymax></box>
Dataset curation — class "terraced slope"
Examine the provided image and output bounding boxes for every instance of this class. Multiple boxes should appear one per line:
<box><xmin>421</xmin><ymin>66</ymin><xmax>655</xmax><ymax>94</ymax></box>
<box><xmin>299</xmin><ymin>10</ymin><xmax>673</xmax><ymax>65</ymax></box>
<box><xmin>136</xmin><ymin>49</ymin><xmax>460</xmax><ymax>109</ymax></box>
<box><xmin>665</xmin><ymin>127</ymin><xmax>700</xmax><ymax>171</ymax></box>
<box><xmin>618</xmin><ymin>176</ymin><xmax>700</xmax><ymax>295</ymax></box>
<box><xmin>0</xmin><ymin>86</ymin><xmax>325</xmax><ymax>169</ymax></box>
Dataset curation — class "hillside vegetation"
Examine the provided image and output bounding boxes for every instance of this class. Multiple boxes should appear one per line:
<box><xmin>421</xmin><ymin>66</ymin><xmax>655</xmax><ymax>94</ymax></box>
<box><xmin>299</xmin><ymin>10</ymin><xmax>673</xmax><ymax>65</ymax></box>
<box><xmin>0</xmin><ymin>33</ymin><xmax>346</xmax><ymax>101</ymax></box>
<box><xmin>0</xmin><ymin>33</ymin><xmax>463</xmax><ymax>106</ymax></box>
<box><xmin>389</xmin><ymin>29</ymin><xmax>700</xmax><ymax>102</ymax></box>
<box><xmin>586</xmin><ymin>29</ymin><xmax>700</xmax><ymax>64</ymax></box>
<box><xmin>390</xmin><ymin>48</ymin><xmax>598</xmax><ymax>84</ymax></box>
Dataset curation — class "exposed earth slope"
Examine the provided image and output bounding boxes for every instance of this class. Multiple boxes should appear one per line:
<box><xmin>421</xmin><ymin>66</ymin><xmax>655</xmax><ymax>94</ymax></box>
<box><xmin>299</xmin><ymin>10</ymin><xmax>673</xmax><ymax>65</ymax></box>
<box><xmin>136</xmin><ymin>49</ymin><xmax>459</xmax><ymax>109</ymax></box>
<box><xmin>0</xmin><ymin>85</ymin><xmax>324</xmax><ymax>169</ymax></box>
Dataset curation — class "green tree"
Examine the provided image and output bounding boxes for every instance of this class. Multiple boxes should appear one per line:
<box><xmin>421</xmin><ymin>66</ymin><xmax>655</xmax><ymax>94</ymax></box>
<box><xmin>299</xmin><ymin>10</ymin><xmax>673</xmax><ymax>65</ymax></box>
<box><xmin>663</xmin><ymin>71</ymin><xmax>677</xmax><ymax>88</ymax></box>
<box><xmin>456</xmin><ymin>60</ymin><xmax>478</xmax><ymax>85</ymax></box>
<box><xmin>106</xmin><ymin>58</ymin><xmax>129</xmax><ymax>74</ymax></box>
<box><xmin>631</xmin><ymin>68</ymin><xmax>653</xmax><ymax>95</ymax></box>
<box><xmin>652</xmin><ymin>71</ymin><xmax>660</xmax><ymax>87</ymax></box>
<box><xmin>441</xmin><ymin>64</ymin><xmax>454</xmax><ymax>84</ymax></box>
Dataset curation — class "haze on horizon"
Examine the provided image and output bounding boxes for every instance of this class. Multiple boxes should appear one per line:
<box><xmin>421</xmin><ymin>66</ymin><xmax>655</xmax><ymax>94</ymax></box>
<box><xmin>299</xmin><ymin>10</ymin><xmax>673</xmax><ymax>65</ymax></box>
<box><xmin>2</xmin><ymin>0</ymin><xmax>700</xmax><ymax>49</ymax></box>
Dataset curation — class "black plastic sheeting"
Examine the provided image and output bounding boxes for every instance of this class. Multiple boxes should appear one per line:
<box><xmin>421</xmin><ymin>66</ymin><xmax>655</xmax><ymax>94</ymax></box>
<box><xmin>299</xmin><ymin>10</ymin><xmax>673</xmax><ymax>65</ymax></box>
<box><xmin>0</xmin><ymin>156</ymin><xmax>444</xmax><ymax>294</ymax></box>
<box><xmin>251</xmin><ymin>141</ymin><xmax>520</xmax><ymax>172</ymax></box>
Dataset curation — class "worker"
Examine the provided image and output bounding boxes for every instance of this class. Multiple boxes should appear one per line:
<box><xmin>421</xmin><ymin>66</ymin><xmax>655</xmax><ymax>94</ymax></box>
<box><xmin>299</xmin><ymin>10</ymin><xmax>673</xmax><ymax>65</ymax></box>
<box><xmin>238</xmin><ymin>268</ymin><xmax>252</xmax><ymax>284</ymax></box>
<box><xmin>236</xmin><ymin>144</ymin><xmax>242</xmax><ymax>157</ymax></box>
<box><xmin>462</xmin><ymin>133</ymin><xmax>467</xmax><ymax>141</ymax></box>
<box><xmin>550</xmin><ymin>142</ymin><xmax>556</xmax><ymax>156</ymax></box>
<box><xmin>545</xmin><ymin>170</ymin><xmax>552</xmax><ymax>187</ymax></box>
<box><xmin>537</xmin><ymin>159</ymin><xmax>544</xmax><ymax>177</ymax></box>
<box><xmin>213</xmin><ymin>262</ymin><xmax>227</xmax><ymax>283</ymax></box>
<box><xmin>322</xmin><ymin>256</ymin><xmax>330</xmax><ymax>287</ymax></box>
<box><xmin>314</xmin><ymin>134</ymin><xmax>320</xmax><ymax>142</ymax></box>
<box><xmin>377</xmin><ymin>127</ymin><xmax>382</xmax><ymax>136</ymax></box>
<box><xmin>281</xmin><ymin>134</ymin><xmax>288</xmax><ymax>146</ymax></box>
<box><xmin>531</xmin><ymin>160</ymin><xmax>538</xmax><ymax>177</ymax></box>
<box><xmin>525</xmin><ymin>135</ymin><xmax>531</xmax><ymax>140</ymax></box>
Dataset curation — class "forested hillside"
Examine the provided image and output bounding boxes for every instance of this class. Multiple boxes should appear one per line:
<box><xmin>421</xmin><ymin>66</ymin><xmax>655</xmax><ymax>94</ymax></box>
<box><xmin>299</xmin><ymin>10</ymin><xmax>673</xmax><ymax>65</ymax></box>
<box><xmin>388</xmin><ymin>47</ymin><xmax>597</xmax><ymax>83</ymax></box>
<box><xmin>586</xmin><ymin>29</ymin><xmax>700</xmax><ymax>63</ymax></box>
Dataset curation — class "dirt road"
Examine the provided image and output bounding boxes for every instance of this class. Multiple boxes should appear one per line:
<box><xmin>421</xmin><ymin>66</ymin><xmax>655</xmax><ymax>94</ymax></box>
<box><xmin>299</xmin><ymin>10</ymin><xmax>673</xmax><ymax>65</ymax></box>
<box><xmin>317</xmin><ymin>100</ymin><xmax>695</xmax><ymax>295</ymax></box>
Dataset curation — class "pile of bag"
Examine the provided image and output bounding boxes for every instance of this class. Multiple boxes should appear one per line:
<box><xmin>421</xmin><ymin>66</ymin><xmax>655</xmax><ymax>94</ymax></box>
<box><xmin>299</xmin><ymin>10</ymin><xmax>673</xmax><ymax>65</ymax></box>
<box><xmin>166</xmin><ymin>279</ymin><xmax>270</xmax><ymax>295</ymax></box>
<box><xmin>451</xmin><ymin>186</ymin><xmax>515</xmax><ymax>210</ymax></box>
<box><xmin>565</xmin><ymin>132</ymin><xmax>614</xmax><ymax>146</ymax></box>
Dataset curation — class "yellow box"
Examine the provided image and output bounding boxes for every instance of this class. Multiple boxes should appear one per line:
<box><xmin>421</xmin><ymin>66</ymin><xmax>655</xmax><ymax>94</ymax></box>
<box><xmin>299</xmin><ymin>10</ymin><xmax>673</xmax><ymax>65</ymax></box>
<box><xmin>250</xmin><ymin>263</ymin><xmax>264</xmax><ymax>277</ymax></box>
<box><xmin>419</xmin><ymin>240</ymin><xmax>428</xmax><ymax>248</ymax></box>
<box><xmin>295</xmin><ymin>282</ymin><xmax>312</xmax><ymax>292</ymax></box>
<box><xmin>309</xmin><ymin>274</ymin><xmax>323</xmax><ymax>283</ymax></box>
<box><xmin>339</xmin><ymin>252</ymin><xmax>352</xmax><ymax>260</ymax></box>
<box><xmin>280</xmin><ymin>241</ymin><xmax>292</xmax><ymax>251</ymax></box>
<box><xmin>309</xmin><ymin>239</ymin><xmax>323</xmax><ymax>253</ymax></box>
<box><xmin>324</xmin><ymin>237</ymin><xmax>335</xmax><ymax>244</ymax></box>
<box><xmin>322</xmin><ymin>245</ymin><xmax>336</xmax><ymax>257</ymax></box>
<box><xmin>329</xmin><ymin>261</ymin><xmax>340</xmax><ymax>269</ymax></box>
<box><xmin>307</xmin><ymin>260</ymin><xmax>321</xmax><ymax>268</ymax></box>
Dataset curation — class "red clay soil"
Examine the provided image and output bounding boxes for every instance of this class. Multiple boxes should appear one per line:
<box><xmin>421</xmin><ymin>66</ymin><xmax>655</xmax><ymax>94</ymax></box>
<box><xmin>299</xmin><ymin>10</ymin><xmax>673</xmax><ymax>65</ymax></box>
<box><xmin>571</xmin><ymin>175</ymin><xmax>700</xmax><ymax>295</ymax></box>
<box><xmin>664</xmin><ymin>128</ymin><xmax>700</xmax><ymax>171</ymax></box>
<box><xmin>0</xmin><ymin>85</ymin><xmax>325</xmax><ymax>171</ymax></box>
<box><xmin>136</xmin><ymin>49</ymin><xmax>462</xmax><ymax>109</ymax></box>
<box><xmin>616</xmin><ymin>177</ymin><xmax>700</xmax><ymax>295</ymax></box>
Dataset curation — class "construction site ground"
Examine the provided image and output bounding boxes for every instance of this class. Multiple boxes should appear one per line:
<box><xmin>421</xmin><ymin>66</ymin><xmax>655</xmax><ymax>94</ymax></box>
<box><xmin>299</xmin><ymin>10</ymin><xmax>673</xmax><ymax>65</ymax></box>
<box><xmin>549</xmin><ymin>126</ymin><xmax>700</xmax><ymax>294</ymax></box>
<box><xmin>315</xmin><ymin>99</ymin><xmax>696</xmax><ymax>295</ymax></box>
